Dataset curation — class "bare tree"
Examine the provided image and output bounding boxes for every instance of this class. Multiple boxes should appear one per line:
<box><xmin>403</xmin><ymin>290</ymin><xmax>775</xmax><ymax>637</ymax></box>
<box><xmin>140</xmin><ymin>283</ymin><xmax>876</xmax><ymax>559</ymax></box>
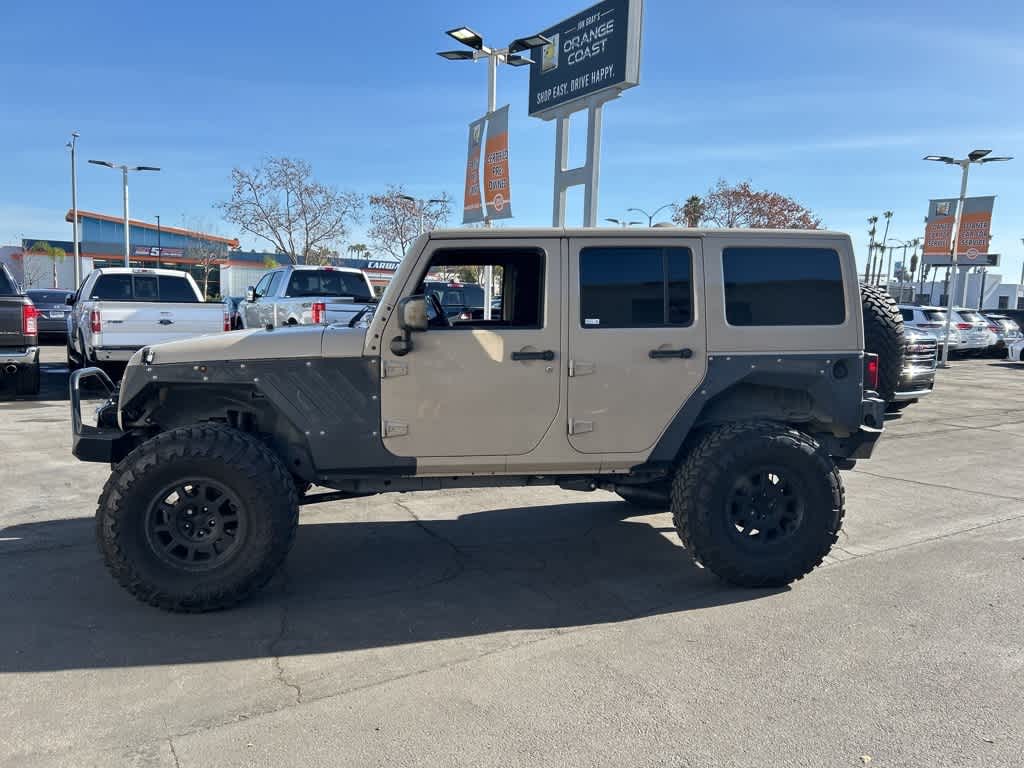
<box><xmin>10</xmin><ymin>248</ymin><xmax>49</xmax><ymax>289</ymax></box>
<box><xmin>217</xmin><ymin>157</ymin><xmax>362</xmax><ymax>265</ymax></box>
<box><xmin>679</xmin><ymin>179</ymin><xmax>821</xmax><ymax>230</ymax></box>
<box><xmin>180</xmin><ymin>218</ymin><xmax>228</xmax><ymax>299</ymax></box>
<box><xmin>368</xmin><ymin>186</ymin><xmax>451</xmax><ymax>261</ymax></box>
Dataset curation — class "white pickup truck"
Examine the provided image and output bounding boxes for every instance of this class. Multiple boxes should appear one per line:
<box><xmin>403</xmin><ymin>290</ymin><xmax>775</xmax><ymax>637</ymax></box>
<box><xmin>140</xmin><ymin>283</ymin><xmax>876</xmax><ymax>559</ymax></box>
<box><xmin>241</xmin><ymin>265</ymin><xmax>376</xmax><ymax>329</ymax></box>
<box><xmin>66</xmin><ymin>267</ymin><xmax>228</xmax><ymax>370</ymax></box>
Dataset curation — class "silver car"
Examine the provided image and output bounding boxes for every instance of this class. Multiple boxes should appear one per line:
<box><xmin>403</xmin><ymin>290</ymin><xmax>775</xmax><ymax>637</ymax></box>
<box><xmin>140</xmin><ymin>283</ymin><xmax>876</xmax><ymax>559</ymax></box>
<box><xmin>983</xmin><ymin>313</ymin><xmax>1023</xmax><ymax>358</ymax></box>
<box><xmin>951</xmin><ymin>308</ymin><xmax>995</xmax><ymax>355</ymax></box>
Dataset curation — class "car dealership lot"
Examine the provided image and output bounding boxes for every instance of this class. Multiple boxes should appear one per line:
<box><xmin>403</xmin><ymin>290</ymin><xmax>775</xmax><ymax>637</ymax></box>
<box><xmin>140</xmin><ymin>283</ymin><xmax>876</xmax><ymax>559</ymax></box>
<box><xmin>2</xmin><ymin>347</ymin><xmax>1023</xmax><ymax>768</ymax></box>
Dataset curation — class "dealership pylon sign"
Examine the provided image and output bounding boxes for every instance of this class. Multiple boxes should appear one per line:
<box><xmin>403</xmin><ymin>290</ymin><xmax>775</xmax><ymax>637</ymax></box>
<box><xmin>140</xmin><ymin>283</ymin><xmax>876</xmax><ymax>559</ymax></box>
<box><xmin>524</xmin><ymin>0</ymin><xmax>644</xmax><ymax>227</ymax></box>
<box><xmin>923</xmin><ymin>196</ymin><xmax>997</xmax><ymax>266</ymax></box>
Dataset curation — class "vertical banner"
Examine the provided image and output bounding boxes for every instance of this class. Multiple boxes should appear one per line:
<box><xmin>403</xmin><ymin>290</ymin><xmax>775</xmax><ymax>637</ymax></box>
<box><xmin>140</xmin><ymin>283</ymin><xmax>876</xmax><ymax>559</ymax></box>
<box><xmin>483</xmin><ymin>105</ymin><xmax>512</xmax><ymax>220</ymax></box>
<box><xmin>462</xmin><ymin>117</ymin><xmax>486</xmax><ymax>224</ymax></box>
<box><xmin>923</xmin><ymin>196</ymin><xmax>995</xmax><ymax>264</ymax></box>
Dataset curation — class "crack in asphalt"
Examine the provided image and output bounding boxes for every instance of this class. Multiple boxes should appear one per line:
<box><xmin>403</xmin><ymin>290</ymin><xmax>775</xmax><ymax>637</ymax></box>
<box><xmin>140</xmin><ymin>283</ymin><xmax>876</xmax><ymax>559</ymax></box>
<box><xmin>849</xmin><ymin>467</ymin><xmax>1024</xmax><ymax>503</ymax></box>
<box><xmin>167</xmin><ymin>736</ymin><xmax>182</xmax><ymax>768</ymax></box>
<box><xmin>267</xmin><ymin>569</ymin><xmax>303</xmax><ymax>706</ymax></box>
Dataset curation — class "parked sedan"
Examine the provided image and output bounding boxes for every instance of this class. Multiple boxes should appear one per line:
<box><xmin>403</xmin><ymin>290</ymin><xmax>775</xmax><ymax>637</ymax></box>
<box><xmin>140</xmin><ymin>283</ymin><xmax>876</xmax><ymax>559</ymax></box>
<box><xmin>25</xmin><ymin>289</ymin><xmax>74</xmax><ymax>339</ymax></box>
<box><xmin>950</xmin><ymin>308</ymin><xmax>992</xmax><ymax>355</ymax></box>
<box><xmin>1007</xmin><ymin>336</ymin><xmax>1024</xmax><ymax>362</ymax></box>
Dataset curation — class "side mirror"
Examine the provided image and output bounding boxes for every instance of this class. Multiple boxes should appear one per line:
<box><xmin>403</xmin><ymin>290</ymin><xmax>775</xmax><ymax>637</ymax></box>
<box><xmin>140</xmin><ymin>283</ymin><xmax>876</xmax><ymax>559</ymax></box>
<box><xmin>65</xmin><ymin>295</ymin><xmax>76</xmax><ymax>306</ymax></box>
<box><xmin>390</xmin><ymin>295</ymin><xmax>428</xmax><ymax>356</ymax></box>
<box><xmin>246</xmin><ymin>286</ymin><xmax>257</xmax><ymax>303</ymax></box>
<box><xmin>398</xmin><ymin>295</ymin><xmax>428</xmax><ymax>333</ymax></box>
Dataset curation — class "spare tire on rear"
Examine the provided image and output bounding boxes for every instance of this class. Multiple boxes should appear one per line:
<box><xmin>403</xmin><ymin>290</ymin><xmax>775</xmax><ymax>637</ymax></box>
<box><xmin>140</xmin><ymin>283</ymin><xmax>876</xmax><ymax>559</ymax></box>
<box><xmin>860</xmin><ymin>283</ymin><xmax>904</xmax><ymax>402</ymax></box>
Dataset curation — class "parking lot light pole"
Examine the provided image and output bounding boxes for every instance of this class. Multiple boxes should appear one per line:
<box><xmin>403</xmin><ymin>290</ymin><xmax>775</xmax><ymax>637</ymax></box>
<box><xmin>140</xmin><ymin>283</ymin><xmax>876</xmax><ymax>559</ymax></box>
<box><xmin>924</xmin><ymin>150</ymin><xmax>1013</xmax><ymax>366</ymax></box>
<box><xmin>398</xmin><ymin>195</ymin><xmax>446</xmax><ymax>236</ymax></box>
<box><xmin>627</xmin><ymin>204</ymin><xmax>673</xmax><ymax>227</ymax></box>
<box><xmin>67</xmin><ymin>132</ymin><xmax>81</xmax><ymax>287</ymax></box>
<box><xmin>88</xmin><ymin>160</ymin><xmax>161</xmax><ymax>267</ymax></box>
<box><xmin>438</xmin><ymin>26</ymin><xmax>549</xmax><ymax>321</ymax></box>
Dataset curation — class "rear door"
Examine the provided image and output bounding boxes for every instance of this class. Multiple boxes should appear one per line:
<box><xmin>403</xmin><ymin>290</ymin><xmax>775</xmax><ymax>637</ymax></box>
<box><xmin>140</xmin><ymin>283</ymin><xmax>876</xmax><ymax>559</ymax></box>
<box><xmin>566</xmin><ymin>236</ymin><xmax>707</xmax><ymax>454</ymax></box>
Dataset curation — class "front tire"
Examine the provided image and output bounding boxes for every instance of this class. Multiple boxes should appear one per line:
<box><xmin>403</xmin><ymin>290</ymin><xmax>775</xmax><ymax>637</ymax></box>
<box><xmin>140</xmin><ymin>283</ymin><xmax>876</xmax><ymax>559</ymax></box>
<box><xmin>96</xmin><ymin>424</ymin><xmax>299</xmax><ymax>612</ymax></box>
<box><xmin>672</xmin><ymin>422</ymin><xmax>844</xmax><ymax>588</ymax></box>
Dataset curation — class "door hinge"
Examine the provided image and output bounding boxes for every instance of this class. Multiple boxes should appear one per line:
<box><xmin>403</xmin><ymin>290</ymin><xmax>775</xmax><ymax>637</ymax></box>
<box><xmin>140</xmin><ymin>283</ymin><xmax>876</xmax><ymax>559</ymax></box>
<box><xmin>568</xmin><ymin>418</ymin><xmax>594</xmax><ymax>435</ymax></box>
<box><xmin>382</xmin><ymin>361</ymin><xmax>408</xmax><ymax>378</ymax></box>
<box><xmin>383</xmin><ymin>420</ymin><xmax>408</xmax><ymax>438</ymax></box>
<box><xmin>568</xmin><ymin>360</ymin><xmax>595</xmax><ymax>377</ymax></box>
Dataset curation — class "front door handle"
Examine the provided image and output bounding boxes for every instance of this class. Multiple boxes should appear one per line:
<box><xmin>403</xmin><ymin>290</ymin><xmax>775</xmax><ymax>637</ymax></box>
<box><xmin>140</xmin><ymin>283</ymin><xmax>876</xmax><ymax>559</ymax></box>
<box><xmin>511</xmin><ymin>349</ymin><xmax>555</xmax><ymax>361</ymax></box>
<box><xmin>649</xmin><ymin>348</ymin><xmax>693</xmax><ymax>359</ymax></box>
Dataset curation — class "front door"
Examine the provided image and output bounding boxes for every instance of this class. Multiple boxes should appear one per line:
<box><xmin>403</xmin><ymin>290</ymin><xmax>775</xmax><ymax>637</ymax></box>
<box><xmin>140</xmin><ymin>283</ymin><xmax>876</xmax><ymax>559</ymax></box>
<box><xmin>380</xmin><ymin>239</ymin><xmax>562</xmax><ymax>458</ymax></box>
<box><xmin>566</xmin><ymin>236</ymin><xmax>707</xmax><ymax>455</ymax></box>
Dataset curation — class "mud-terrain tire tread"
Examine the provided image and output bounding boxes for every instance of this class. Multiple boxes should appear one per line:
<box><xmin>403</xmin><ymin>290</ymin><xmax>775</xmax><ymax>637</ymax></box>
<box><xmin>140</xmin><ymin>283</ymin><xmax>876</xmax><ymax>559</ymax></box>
<box><xmin>672</xmin><ymin>421</ymin><xmax>844</xmax><ymax>587</ymax></box>
<box><xmin>96</xmin><ymin>424</ymin><xmax>298</xmax><ymax>612</ymax></box>
<box><xmin>860</xmin><ymin>283</ymin><xmax>904</xmax><ymax>401</ymax></box>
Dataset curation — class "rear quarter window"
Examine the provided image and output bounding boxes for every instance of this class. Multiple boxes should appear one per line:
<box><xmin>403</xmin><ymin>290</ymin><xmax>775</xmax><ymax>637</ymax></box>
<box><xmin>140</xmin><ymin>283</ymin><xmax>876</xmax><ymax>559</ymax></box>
<box><xmin>722</xmin><ymin>246</ymin><xmax>845</xmax><ymax>326</ymax></box>
<box><xmin>900</xmin><ymin>309</ymin><xmax>914</xmax><ymax>321</ymax></box>
<box><xmin>0</xmin><ymin>268</ymin><xmax>17</xmax><ymax>295</ymax></box>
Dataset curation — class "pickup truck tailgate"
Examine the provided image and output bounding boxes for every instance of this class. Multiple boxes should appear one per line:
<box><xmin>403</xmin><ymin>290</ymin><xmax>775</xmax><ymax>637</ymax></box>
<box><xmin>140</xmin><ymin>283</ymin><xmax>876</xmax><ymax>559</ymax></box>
<box><xmin>0</xmin><ymin>297</ymin><xmax>27</xmax><ymax>347</ymax></box>
<box><xmin>94</xmin><ymin>302</ymin><xmax>224</xmax><ymax>347</ymax></box>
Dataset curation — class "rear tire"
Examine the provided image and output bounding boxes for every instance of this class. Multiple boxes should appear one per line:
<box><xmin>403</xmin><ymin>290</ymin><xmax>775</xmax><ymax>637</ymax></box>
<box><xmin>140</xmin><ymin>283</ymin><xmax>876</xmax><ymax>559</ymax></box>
<box><xmin>96</xmin><ymin>424</ymin><xmax>299</xmax><ymax>612</ymax></box>
<box><xmin>860</xmin><ymin>284</ymin><xmax>904</xmax><ymax>402</ymax></box>
<box><xmin>672</xmin><ymin>421</ymin><xmax>844</xmax><ymax>588</ymax></box>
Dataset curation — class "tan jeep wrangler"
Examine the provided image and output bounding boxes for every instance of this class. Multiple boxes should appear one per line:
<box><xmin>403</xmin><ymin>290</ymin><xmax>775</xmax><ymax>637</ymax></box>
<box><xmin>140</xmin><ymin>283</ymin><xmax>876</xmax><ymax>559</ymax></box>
<box><xmin>71</xmin><ymin>228</ymin><xmax>890</xmax><ymax>612</ymax></box>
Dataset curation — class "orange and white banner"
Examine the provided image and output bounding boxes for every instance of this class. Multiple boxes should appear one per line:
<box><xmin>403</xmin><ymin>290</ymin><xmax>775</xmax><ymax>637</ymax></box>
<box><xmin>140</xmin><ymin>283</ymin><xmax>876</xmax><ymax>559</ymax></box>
<box><xmin>462</xmin><ymin>117</ymin><xmax>486</xmax><ymax>224</ymax></box>
<box><xmin>483</xmin><ymin>105</ymin><xmax>512</xmax><ymax>220</ymax></box>
<box><xmin>923</xmin><ymin>196</ymin><xmax>994</xmax><ymax>260</ymax></box>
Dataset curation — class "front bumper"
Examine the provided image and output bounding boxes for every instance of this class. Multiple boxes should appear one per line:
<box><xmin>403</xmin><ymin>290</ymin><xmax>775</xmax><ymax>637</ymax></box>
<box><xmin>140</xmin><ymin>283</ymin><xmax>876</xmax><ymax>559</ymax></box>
<box><xmin>69</xmin><ymin>367</ymin><xmax>135</xmax><ymax>464</ymax></box>
<box><xmin>0</xmin><ymin>346</ymin><xmax>39</xmax><ymax>367</ymax></box>
<box><xmin>893</xmin><ymin>367</ymin><xmax>937</xmax><ymax>401</ymax></box>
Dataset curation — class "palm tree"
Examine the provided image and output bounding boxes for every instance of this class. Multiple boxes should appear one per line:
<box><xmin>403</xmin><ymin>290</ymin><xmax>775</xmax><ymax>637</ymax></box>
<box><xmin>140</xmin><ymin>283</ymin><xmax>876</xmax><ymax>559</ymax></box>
<box><xmin>681</xmin><ymin>195</ymin><xmax>704</xmax><ymax>227</ymax></box>
<box><xmin>27</xmin><ymin>241</ymin><xmax>67</xmax><ymax>288</ymax></box>
<box><xmin>347</xmin><ymin>243</ymin><xmax>370</xmax><ymax>260</ymax></box>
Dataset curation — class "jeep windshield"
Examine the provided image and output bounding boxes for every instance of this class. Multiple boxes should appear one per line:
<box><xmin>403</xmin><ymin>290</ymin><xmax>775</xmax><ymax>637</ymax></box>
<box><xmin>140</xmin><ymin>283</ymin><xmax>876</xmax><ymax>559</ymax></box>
<box><xmin>286</xmin><ymin>270</ymin><xmax>373</xmax><ymax>301</ymax></box>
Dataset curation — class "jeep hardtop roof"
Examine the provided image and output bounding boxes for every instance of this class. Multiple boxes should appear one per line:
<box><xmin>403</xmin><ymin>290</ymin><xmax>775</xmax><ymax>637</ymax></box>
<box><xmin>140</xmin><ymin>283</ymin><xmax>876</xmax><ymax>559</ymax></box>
<box><xmin>424</xmin><ymin>227</ymin><xmax>849</xmax><ymax>240</ymax></box>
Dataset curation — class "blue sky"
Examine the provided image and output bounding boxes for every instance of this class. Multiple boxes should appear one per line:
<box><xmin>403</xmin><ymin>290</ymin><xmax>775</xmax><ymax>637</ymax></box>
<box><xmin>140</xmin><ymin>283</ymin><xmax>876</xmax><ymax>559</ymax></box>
<box><xmin>2</xmin><ymin>0</ymin><xmax>1022</xmax><ymax>282</ymax></box>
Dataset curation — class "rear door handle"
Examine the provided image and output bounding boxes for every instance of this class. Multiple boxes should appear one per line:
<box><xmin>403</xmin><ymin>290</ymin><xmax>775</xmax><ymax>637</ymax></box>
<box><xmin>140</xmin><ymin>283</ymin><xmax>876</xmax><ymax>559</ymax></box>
<box><xmin>511</xmin><ymin>349</ymin><xmax>555</xmax><ymax>361</ymax></box>
<box><xmin>649</xmin><ymin>348</ymin><xmax>693</xmax><ymax>359</ymax></box>
<box><xmin>158</xmin><ymin>319</ymin><xmax>174</xmax><ymax>325</ymax></box>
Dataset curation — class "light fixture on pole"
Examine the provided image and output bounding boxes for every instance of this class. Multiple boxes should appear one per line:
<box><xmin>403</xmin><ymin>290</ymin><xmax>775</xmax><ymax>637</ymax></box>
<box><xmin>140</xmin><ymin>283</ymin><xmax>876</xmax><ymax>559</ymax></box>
<box><xmin>66</xmin><ymin>132</ymin><xmax>82</xmax><ymax>287</ymax></box>
<box><xmin>437</xmin><ymin>24</ymin><xmax>550</xmax><ymax>319</ymax></box>
<box><xmin>627</xmin><ymin>204</ymin><xmax>673</xmax><ymax>228</ymax></box>
<box><xmin>605</xmin><ymin>218</ymin><xmax>642</xmax><ymax>228</ymax></box>
<box><xmin>88</xmin><ymin>160</ymin><xmax>161</xmax><ymax>267</ymax></box>
<box><xmin>398</xmin><ymin>194</ymin><xmax>447</xmax><ymax>236</ymax></box>
<box><xmin>923</xmin><ymin>149</ymin><xmax>1012</xmax><ymax>366</ymax></box>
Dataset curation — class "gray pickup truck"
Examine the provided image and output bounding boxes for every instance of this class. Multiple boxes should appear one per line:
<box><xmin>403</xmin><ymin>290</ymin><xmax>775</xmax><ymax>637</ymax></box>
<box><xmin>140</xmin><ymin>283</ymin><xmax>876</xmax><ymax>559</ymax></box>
<box><xmin>0</xmin><ymin>264</ymin><xmax>40</xmax><ymax>395</ymax></box>
<box><xmin>241</xmin><ymin>265</ymin><xmax>376</xmax><ymax>329</ymax></box>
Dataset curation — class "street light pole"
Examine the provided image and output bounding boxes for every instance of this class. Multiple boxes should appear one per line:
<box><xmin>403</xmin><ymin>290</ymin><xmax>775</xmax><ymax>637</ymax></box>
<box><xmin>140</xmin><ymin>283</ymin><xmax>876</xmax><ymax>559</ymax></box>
<box><xmin>438</xmin><ymin>26</ymin><xmax>549</xmax><ymax>322</ymax></box>
<box><xmin>864</xmin><ymin>216</ymin><xmax>878</xmax><ymax>283</ymax></box>
<box><xmin>923</xmin><ymin>149</ymin><xmax>1012</xmax><ymax>366</ymax></box>
<box><xmin>627</xmin><ymin>204</ymin><xmax>673</xmax><ymax>228</ymax></box>
<box><xmin>67</xmin><ymin>132</ymin><xmax>81</xmax><ymax>287</ymax></box>
<box><xmin>88</xmin><ymin>160</ymin><xmax>160</xmax><ymax>268</ymax></box>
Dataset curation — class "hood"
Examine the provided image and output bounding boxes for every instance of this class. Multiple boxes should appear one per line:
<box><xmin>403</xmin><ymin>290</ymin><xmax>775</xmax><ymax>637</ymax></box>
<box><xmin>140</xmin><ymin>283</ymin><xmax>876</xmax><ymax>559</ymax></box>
<box><xmin>132</xmin><ymin>325</ymin><xmax>328</xmax><ymax>366</ymax></box>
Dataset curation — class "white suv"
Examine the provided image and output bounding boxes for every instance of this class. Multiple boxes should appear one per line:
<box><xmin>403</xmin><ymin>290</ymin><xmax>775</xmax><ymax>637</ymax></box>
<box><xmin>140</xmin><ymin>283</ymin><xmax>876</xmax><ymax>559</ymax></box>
<box><xmin>898</xmin><ymin>305</ymin><xmax>962</xmax><ymax>352</ymax></box>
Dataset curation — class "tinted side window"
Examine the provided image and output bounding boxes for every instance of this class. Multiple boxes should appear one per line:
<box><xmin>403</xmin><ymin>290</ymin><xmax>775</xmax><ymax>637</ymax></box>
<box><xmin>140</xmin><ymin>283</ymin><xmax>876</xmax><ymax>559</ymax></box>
<box><xmin>900</xmin><ymin>309</ymin><xmax>914</xmax><ymax>321</ymax></box>
<box><xmin>158</xmin><ymin>276</ymin><xmax>199</xmax><ymax>302</ymax></box>
<box><xmin>0</xmin><ymin>268</ymin><xmax>15</xmax><ymax>296</ymax></box>
<box><xmin>723</xmin><ymin>247</ymin><xmax>845</xmax><ymax>326</ymax></box>
<box><xmin>267</xmin><ymin>272</ymin><xmax>284</xmax><ymax>296</ymax></box>
<box><xmin>579</xmin><ymin>247</ymin><xmax>693</xmax><ymax>328</ymax></box>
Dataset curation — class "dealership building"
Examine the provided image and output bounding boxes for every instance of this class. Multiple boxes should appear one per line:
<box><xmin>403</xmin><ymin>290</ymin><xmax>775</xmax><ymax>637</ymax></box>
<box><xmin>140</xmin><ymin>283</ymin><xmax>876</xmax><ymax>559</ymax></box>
<box><xmin>2</xmin><ymin>210</ymin><xmax>400</xmax><ymax>298</ymax></box>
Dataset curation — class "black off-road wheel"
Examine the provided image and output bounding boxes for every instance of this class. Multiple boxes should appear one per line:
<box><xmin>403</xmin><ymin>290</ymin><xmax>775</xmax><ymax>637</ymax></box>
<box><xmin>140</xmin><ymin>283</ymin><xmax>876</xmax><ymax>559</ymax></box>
<box><xmin>672</xmin><ymin>422</ymin><xmax>844</xmax><ymax>588</ymax></box>
<box><xmin>96</xmin><ymin>424</ymin><xmax>299</xmax><ymax>612</ymax></box>
<box><xmin>860</xmin><ymin>283</ymin><xmax>904</xmax><ymax>401</ymax></box>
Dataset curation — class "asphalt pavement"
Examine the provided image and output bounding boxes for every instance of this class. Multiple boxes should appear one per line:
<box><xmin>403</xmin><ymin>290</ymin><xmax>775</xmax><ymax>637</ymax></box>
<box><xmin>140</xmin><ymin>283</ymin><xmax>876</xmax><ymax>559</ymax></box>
<box><xmin>1</xmin><ymin>345</ymin><xmax>1022</xmax><ymax>767</ymax></box>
